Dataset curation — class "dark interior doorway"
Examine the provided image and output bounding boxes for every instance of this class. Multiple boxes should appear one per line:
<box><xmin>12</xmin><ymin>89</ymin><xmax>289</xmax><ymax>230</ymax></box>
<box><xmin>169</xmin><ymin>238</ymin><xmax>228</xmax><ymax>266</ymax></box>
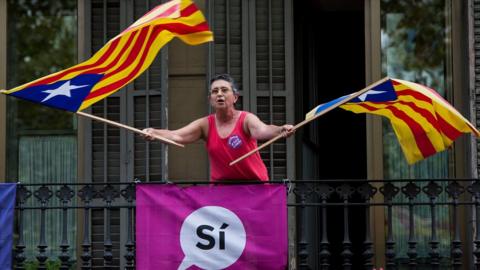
<box><xmin>294</xmin><ymin>0</ymin><xmax>366</xmax><ymax>179</ymax></box>
<box><xmin>294</xmin><ymin>0</ymin><xmax>367</xmax><ymax>268</ymax></box>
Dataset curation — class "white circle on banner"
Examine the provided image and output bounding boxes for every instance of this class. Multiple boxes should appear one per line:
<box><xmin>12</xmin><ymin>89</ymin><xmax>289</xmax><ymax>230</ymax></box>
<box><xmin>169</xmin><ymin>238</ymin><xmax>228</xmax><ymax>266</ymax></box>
<box><xmin>178</xmin><ymin>206</ymin><xmax>246</xmax><ymax>270</ymax></box>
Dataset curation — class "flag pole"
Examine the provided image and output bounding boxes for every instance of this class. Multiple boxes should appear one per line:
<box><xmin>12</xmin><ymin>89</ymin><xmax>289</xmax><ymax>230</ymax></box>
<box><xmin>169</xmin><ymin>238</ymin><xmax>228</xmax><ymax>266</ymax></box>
<box><xmin>229</xmin><ymin>77</ymin><xmax>390</xmax><ymax>166</ymax></box>
<box><xmin>76</xmin><ymin>111</ymin><xmax>184</xmax><ymax>147</ymax></box>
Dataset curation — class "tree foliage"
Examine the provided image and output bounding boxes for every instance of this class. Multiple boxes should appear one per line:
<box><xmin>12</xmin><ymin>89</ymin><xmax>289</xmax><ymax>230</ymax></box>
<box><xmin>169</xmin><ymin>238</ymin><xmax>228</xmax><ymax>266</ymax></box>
<box><xmin>7</xmin><ymin>0</ymin><xmax>77</xmax><ymax>131</ymax></box>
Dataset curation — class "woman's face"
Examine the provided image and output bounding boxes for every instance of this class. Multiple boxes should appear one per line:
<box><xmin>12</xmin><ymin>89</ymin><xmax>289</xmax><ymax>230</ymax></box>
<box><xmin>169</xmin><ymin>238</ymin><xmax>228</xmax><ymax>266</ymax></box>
<box><xmin>209</xmin><ymin>79</ymin><xmax>238</xmax><ymax>110</ymax></box>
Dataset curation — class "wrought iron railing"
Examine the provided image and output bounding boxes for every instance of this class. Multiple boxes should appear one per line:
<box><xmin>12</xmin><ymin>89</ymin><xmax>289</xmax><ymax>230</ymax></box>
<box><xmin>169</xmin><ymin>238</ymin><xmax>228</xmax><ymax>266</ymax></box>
<box><xmin>11</xmin><ymin>179</ymin><xmax>480</xmax><ymax>269</ymax></box>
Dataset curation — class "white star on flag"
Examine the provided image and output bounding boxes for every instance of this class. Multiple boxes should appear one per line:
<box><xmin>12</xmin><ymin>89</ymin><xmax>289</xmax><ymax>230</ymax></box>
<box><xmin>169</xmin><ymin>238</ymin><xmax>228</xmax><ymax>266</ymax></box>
<box><xmin>357</xmin><ymin>90</ymin><xmax>386</xmax><ymax>102</ymax></box>
<box><xmin>41</xmin><ymin>80</ymin><xmax>89</xmax><ymax>102</ymax></box>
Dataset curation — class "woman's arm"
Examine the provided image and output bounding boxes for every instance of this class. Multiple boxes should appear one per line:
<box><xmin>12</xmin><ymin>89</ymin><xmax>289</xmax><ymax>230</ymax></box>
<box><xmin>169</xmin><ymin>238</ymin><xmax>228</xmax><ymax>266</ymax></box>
<box><xmin>143</xmin><ymin>117</ymin><xmax>207</xmax><ymax>144</ymax></box>
<box><xmin>244</xmin><ymin>113</ymin><xmax>294</xmax><ymax>141</ymax></box>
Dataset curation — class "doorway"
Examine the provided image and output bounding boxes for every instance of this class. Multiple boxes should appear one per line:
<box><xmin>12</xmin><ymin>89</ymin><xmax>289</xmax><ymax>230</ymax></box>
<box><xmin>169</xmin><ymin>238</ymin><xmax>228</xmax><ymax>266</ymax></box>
<box><xmin>294</xmin><ymin>0</ymin><xmax>367</xmax><ymax>268</ymax></box>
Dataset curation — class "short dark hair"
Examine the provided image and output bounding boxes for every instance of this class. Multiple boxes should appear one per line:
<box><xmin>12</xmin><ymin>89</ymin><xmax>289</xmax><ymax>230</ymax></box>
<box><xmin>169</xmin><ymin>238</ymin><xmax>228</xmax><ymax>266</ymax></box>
<box><xmin>209</xmin><ymin>74</ymin><xmax>239</xmax><ymax>95</ymax></box>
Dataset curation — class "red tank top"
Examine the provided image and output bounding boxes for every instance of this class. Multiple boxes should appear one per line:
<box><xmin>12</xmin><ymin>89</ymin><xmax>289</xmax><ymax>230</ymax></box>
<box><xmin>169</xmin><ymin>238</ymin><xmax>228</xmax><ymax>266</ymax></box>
<box><xmin>206</xmin><ymin>111</ymin><xmax>269</xmax><ymax>182</ymax></box>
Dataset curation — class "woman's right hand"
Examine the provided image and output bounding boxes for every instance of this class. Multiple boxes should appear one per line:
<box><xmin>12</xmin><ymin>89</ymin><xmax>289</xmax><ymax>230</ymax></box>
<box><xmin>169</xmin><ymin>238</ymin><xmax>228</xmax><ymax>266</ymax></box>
<box><xmin>142</xmin><ymin>128</ymin><xmax>156</xmax><ymax>141</ymax></box>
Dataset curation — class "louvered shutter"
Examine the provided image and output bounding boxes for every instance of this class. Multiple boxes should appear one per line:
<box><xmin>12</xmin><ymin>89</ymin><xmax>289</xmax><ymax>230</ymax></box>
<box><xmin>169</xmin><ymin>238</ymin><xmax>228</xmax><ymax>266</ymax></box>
<box><xmin>89</xmin><ymin>1</ymin><xmax>123</xmax><ymax>268</ymax></box>
<box><xmin>253</xmin><ymin>0</ymin><xmax>290</xmax><ymax>180</ymax></box>
<box><xmin>85</xmin><ymin>0</ymin><xmax>167</xmax><ymax>268</ymax></box>
<box><xmin>210</xmin><ymin>0</ymin><xmax>247</xmax><ymax>110</ymax></box>
<box><xmin>210</xmin><ymin>0</ymin><xmax>294</xmax><ymax>180</ymax></box>
<box><xmin>130</xmin><ymin>0</ymin><xmax>167</xmax><ymax>182</ymax></box>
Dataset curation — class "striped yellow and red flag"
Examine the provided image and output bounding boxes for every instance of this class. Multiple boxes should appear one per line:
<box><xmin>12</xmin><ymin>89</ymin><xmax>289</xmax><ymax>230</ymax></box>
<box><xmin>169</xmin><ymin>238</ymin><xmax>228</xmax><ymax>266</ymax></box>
<box><xmin>339</xmin><ymin>78</ymin><xmax>480</xmax><ymax>164</ymax></box>
<box><xmin>2</xmin><ymin>0</ymin><xmax>213</xmax><ymax>112</ymax></box>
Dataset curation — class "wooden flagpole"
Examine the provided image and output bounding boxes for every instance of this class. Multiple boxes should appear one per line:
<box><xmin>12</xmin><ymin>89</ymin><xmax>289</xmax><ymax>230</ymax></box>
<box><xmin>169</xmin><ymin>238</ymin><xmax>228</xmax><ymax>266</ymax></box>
<box><xmin>77</xmin><ymin>111</ymin><xmax>184</xmax><ymax>147</ymax></box>
<box><xmin>229</xmin><ymin>77</ymin><xmax>390</xmax><ymax>166</ymax></box>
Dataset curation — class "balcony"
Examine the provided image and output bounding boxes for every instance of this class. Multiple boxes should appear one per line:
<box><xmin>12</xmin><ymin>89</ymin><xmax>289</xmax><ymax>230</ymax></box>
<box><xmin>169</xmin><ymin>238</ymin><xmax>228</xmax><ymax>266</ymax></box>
<box><xmin>10</xmin><ymin>179</ymin><xmax>480</xmax><ymax>269</ymax></box>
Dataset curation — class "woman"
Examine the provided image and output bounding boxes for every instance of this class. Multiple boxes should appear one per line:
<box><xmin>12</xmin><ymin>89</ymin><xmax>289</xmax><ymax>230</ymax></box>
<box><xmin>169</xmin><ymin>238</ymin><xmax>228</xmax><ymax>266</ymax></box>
<box><xmin>143</xmin><ymin>74</ymin><xmax>294</xmax><ymax>181</ymax></box>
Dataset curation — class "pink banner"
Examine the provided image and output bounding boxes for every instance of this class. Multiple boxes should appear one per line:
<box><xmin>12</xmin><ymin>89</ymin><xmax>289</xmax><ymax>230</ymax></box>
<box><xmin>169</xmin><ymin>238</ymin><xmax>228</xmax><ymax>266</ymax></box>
<box><xmin>136</xmin><ymin>184</ymin><xmax>287</xmax><ymax>269</ymax></box>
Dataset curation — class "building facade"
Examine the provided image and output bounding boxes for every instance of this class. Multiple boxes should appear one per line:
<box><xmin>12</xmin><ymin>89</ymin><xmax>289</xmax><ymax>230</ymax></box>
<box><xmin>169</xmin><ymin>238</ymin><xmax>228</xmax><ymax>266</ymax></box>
<box><xmin>0</xmin><ymin>0</ymin><xmax>479</xmax><ymax>268</ymax></box>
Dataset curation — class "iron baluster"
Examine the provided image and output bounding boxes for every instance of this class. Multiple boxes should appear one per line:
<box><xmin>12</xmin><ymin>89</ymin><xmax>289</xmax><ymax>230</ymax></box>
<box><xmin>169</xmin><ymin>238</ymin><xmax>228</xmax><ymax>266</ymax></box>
<box><xmin>423</xmin><ymin>181</ymin><xmax>442</xmax><ymax>268</ymax></box>
<box><xmin>380</xmin><ymin>182</ymin><xmax>400</xmax><ymax>270</ymax></box>
<box><xmin>293</xmin><ymin>183</ymin><xmax>311</xmax><ymax>269</ymax></box>
<box><xmin>319</xmin><ymin>200</ymin><xmax>329</xmax><ymax>270</ymax></box>
<box><xmin>34</xmin><ymin>185</ymin><xmax>53</xmax><ymax>270</ymax></box>
<box><xmin>15</xmin><ymin>185</ymin><xmax>32</xmax><ymax>270</ymax></box>
<box><xmin>337</xmin><ymin>184</ymin><xmax>355</xmax><ymax>270</ymax></box>
<box><xmin>78</xmin><ymin>184</ymin><xmax>96</xmax><ymax>269</ymax></box>
<box><xmin>468</xmin><ymin>181</ymin><xmax>480</xmax><ymax>269</ymax></box>
<box><xmin>121</xmin><ymin>184</ymin><xmax>136</xmax><ymax>269</ymax></box>
<box><xmin>99</xmin><ymin>184</ymin><xmax>120</xmax><ymax>267</ymax></box>
<box><xmin>104</xmin><ymin>193</ymin><xmax>113</xmax><ymax>266</ymax></box>
<box><xmin>316</xmin><ymin>184</ymin><xmax>334</xmax><ymax>270</ymax></box>
<box><xmin>358</xmin><ymin>183</ymin><xmax>377</xmax><ymax>269</ymax></box>
<box><xmin>402</xmin><ymin>182</ymin><xmax>421</xmax><ymax>269</ymax></box>
<box><xmin>56</xmin><ymin>185</ymin><xmax>75</xmax><ymax>269</ymax></box>
<box><xmin>447</xmin><ymin>181</ymin><xmax>464</xmax><ymax>269</ymax></box>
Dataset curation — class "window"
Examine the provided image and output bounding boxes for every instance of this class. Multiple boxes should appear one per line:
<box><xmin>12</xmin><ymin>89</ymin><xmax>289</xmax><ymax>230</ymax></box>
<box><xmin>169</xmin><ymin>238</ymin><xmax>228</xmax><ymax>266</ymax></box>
<box><xmin>380</xmin><ymin>0</ymin><xmax>453</xmax><ymax>263</ymax></box>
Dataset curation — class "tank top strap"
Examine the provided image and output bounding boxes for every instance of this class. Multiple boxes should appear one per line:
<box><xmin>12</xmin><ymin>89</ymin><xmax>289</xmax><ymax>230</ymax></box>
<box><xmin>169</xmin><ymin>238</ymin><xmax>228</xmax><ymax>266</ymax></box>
<box><xmin>235</xmin><ymin>111</ymin><xmax>248</xmax><ymax>135</ymax></box>
<box><xmin>239</xmin><ymin>111</ymin><xmax>248</xmax><ymax>122</ymax></box>
<box><xmin>207</xmin><ymin>114</ymin><xmax>215</xmax><ymax>127</ymax></box>
<box><xmin>207</xmin><ymin>114</ymin><xmax>216</xmax><ymax>140</ymax></box>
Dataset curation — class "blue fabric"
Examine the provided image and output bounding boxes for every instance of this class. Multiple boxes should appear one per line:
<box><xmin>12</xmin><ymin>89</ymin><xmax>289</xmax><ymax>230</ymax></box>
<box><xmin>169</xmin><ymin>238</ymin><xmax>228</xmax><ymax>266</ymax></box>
<box><xmin>312</xmin><ymin>79</ymin><xmax>398</xmax><ymax>117</ymax></box>
<box><xmin>349</xmin><ymin>79</ymin><xmax>397</xmax><ymax>103</ymax></box>
<box><xmin>9</xmin><ymin>74</ymin><xmax>103</xmax><ymax>112</ymax></box>
<box><xmin>314</xmin><ymin>94</ymin><xmax>353</xmax><ymax>115</ymax></box>
<box><xmin>0</xmin><ymin>183</ymin><xmax>16</xmax><ymax>270</ymax></box>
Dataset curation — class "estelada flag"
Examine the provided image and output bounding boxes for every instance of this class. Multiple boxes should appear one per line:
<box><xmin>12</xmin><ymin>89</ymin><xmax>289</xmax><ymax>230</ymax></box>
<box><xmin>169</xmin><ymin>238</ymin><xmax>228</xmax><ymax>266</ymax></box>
<box><xmin>338</xmin><ymin>78</ymin><xmax>480</xmax><ymax>164</ymax></box>
<box><xmin>136</xmin><ymin>184</ymin><xmax>287</xmax><ymax>270</ymax></box>
<box><xmin>2</xmin><ymin>0</ymin><xmax>213</xmax><ymax>112</ymax></box>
